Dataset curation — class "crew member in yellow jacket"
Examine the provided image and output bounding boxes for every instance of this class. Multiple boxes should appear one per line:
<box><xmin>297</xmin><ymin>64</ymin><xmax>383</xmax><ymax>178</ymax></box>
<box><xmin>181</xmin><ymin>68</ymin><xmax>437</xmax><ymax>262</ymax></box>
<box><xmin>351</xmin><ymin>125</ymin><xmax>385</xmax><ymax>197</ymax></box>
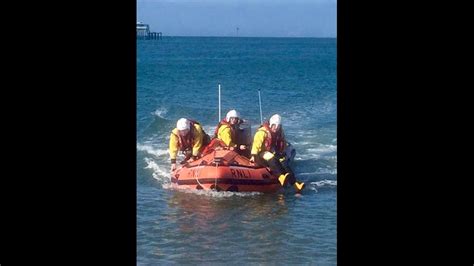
<box><xmin>250</xmin><ymin>114</ymin><xmax>304</xmax><ymax>192</ymax></box>
<box><xmin>169</xmin><ymin>118</ymin><xmax>209</xmax><ymax>172</ymax></box>
<box><xmin>214</xmin><ymin>110</ymin><xmax>248</xmax><ymax>154</ymax></box>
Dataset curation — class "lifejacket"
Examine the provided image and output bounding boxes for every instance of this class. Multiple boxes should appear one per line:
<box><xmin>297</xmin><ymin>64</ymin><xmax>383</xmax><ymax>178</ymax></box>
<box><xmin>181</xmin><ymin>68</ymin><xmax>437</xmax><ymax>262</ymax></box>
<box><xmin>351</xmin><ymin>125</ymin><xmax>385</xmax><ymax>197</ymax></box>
<box><xmin>260</xmin><ymin>122</ymin><xmax>286</xmax><ymax>154</ymax></box>
<box><xmin>213</xmin><ymin>119</ymin><xmax>237</xmax><ymax>142</ymax></box>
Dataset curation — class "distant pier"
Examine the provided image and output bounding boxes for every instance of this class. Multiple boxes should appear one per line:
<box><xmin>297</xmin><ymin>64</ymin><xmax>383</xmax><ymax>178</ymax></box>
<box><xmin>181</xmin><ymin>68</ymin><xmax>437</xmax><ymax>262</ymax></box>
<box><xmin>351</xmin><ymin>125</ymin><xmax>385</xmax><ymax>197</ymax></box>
<box><xmin>137</xmin><ymin>22</ymin><xmax>162</xmax><ymax>40</ymax></box>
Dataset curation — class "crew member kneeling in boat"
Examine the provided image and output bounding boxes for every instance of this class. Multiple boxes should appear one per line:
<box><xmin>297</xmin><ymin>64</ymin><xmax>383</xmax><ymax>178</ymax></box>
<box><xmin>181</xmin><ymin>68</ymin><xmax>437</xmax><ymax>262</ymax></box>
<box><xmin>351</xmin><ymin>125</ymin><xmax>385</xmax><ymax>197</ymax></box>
<box><xmin>169</xmin><ymin>118</ymin><xmax>210</xmax><ymax>172</ymax></box>
<box><xmin>202</xmin><ymin>109</ymin><xmax>249</xmax><ymax>157</ymax></box>
<box><xmin>249</xmin><ymin>114</ymin><xmax>304</xmax><ymax>191</ymax></box>
<box><xmin>216</xmin><ymin>109</ymin><xmax>248</xmax><ymax>153</ymax></box>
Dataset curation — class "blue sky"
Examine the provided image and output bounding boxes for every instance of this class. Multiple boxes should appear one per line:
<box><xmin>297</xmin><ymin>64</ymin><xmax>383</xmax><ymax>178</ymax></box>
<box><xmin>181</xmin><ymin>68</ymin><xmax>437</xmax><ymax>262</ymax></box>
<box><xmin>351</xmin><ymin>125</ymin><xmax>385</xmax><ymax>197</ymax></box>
<box><xmin>137</xmin><ymin>0</ymin><xmax>336</xmax><ymax>37</ymax></box>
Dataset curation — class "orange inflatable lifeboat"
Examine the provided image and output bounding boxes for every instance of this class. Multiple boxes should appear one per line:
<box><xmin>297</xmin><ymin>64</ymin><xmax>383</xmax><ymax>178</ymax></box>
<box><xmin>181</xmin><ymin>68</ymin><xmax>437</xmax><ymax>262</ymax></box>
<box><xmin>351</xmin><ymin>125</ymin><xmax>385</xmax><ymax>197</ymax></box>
<box><xmin>171</xmin><ymin>149</ymin><xmax>283</xmax><ymax>193</ymax></box>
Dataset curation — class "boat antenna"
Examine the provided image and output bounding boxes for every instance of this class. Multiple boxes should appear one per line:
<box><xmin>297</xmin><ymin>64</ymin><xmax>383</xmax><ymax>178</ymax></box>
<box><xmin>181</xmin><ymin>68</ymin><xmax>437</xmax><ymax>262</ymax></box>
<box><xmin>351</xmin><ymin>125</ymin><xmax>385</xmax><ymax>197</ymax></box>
<box><xmin>258</xmin><ymin>89</ymin><xmax>263</xmax><ymax>124</ymax></box>
<box><xmin>218</xmin><ymin>83</ymin><xmax>222</xmax><ymax>121</ymax></box>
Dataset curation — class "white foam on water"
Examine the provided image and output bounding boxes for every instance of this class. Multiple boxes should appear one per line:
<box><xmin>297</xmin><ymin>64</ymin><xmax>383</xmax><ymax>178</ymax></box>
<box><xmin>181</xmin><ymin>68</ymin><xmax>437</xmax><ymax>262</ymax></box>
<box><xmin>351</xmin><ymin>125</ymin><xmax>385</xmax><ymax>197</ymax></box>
<box><xmin>298</xmin><ymin>168</ymin><xmax>338</xmax><ymax>176</ymax></box>
<box><xmin>296</xmin><ymin>144</ymin><xmax>338</xmax><ymax>160</ymax></box>
<box><xmin>296</xmin><ymin>154</ymin><xmax>321</xmax><ymax>160</ymax></box>
<box><xmin>162</xmin><ymin>183</ymin><xmax>262</xmax><ymax>198</ymax></box>
<box><xmin>306</xmin><ymin>144</ymin><xmax>337</xmax><ymax>154</ymax></box>
<box><xmin>288</xmin><ymin>141</ymin><xmax>312</xmax><ymax>146</ymax></box>
<box><xmin>296</xmin><ymin>153</ymin><xmax>337</xmax><ymax>161</ymax></box>
<box><xmin>318</xmin><ymin>168</ymin><xmax>337</xmax><ymax>175</ymax></box>
<box><xmin>152</xmin><ymin>107</ymin><xmax>168</xmax><ymax>118</ymax></box>
<box><xmin>311</xmin><ymin>180</ymin><xmax>337</xmax><ymax>187</ymax></box>
<box><xmin>298</xmin><ymin>171</ymin><xmax>318</xmax><ymax>176</ymax></box>
<box><xmin>137</xmin><ymin>143</ymin><xmax>169</xmax><ymax>158</ymax></box>
<box><xmin>144</xmin><ymin>157</ymin><xmax>171</xmax><ymax>183</ymax></box>
<box><xmin>289</xmin><ymin>130</ymin><xmax>317</xmax><ymax>138</ymax></box>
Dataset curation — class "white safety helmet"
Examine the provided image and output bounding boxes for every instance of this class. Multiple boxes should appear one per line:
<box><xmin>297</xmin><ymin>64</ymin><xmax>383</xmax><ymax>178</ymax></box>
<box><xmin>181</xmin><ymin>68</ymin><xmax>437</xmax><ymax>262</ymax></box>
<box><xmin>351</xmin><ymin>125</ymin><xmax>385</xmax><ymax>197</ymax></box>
<box><xmin>269</xmin><ymin>114</ymin><xmax>282</xmax><ymax>127</ymax></box>
<box><xmin>176</xmin><ymin>118</ymin><xmax>190</xmax><ymax>130</ymax></box>
<box><xmin>226</xmin><ymin>109</ymin><xmax>240</xmax><ymax>122</ymax></box>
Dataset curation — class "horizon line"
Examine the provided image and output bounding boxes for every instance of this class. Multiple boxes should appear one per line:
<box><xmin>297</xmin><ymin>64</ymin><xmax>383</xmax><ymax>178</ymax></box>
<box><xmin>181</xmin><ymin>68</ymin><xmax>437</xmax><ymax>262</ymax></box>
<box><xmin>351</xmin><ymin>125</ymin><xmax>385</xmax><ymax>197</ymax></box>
<box><xmin>145</xmin><ymin>35</ymin><xmax>337</xmax><ymax>38</ymax></box>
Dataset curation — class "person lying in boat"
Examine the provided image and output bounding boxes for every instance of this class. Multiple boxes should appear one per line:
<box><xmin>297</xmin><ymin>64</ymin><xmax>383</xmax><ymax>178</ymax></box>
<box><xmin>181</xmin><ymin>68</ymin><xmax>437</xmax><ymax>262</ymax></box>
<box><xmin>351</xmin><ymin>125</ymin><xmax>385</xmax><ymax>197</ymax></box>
<box><xmin>169</xmin><ymin>118</ymin><xmax>210</xmax><ymax>172</ymax></box>
<box><xmin>249</xmin><ymin>114</ymin><xmax>304</xmax><ymax>191</ymax></box>
<box><xmin>202</xmin><ymin>109</ymin><xmax>249</xmax><ymax>156</ymax></box>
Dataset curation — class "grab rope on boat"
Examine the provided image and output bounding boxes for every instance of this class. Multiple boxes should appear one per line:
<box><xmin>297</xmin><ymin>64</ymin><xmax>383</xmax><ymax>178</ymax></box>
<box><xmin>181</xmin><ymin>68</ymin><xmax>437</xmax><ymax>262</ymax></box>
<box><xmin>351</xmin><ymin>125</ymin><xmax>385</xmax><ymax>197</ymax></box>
<box><xmin>214</xmin><ymin>150</ymin><xmax>218</xmax><ymax>190</ymax></box>
<box><xmin>194</xmin><ymin>159</ymin><xmax>206</xmax><ymax>189</ymax></box>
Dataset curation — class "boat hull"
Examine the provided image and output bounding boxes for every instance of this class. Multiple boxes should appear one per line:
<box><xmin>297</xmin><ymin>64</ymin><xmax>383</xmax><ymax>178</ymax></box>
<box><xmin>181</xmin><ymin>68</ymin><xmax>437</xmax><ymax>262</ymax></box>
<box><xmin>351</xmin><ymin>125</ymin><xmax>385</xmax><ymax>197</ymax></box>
<box><xmin>171</xmin><ymin>150</ymin><xmax>282</xmax><ymax>192</ymax></box>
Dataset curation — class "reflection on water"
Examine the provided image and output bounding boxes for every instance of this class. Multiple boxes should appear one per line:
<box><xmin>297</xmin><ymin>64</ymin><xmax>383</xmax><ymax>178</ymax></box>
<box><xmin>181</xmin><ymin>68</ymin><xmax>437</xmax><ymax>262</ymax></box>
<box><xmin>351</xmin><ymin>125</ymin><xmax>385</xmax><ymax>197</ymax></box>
<box><xmin>143</xmin><ymin>191</ymin><xmax>296</xmax><ymax>264</ymax></box>
<box><xmin>138</xmin><ymin>182</ymin><xmax>336</xmax><ymax>265</ymax></box>
<box><xmin>166</xmin><ymin>191</ymin><xmax>289</xmax><ymax>235</ymax></box>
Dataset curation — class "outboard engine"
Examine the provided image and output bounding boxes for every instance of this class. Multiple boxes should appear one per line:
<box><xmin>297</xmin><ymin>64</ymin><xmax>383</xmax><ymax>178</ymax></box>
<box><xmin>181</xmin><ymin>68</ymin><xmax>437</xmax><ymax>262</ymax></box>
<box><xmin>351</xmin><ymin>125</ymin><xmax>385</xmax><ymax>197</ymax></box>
<box><xmin>236</xmin><ymin>119</ymin><xmax>252</xmax><ymax>148</ymax></box>
<box><xmin>234</xmin><ymin>119</ymin><xmax>252</xmax><ymax>158</ymax></box>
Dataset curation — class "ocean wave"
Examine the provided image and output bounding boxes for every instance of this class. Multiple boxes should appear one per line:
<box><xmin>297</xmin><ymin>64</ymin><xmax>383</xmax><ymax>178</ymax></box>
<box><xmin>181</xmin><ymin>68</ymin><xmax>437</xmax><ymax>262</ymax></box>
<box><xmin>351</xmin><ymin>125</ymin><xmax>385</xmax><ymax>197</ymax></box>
<box><xmin>306</xmin><ymin>179</ymin><xmax>337</xmax><ymax>192</ymax></box>
<box><xmin>294</xmin><ymin>144</ymin><xmax>337</xmax><ymax>160</ymax></box>
<box><xmin>153</xmin><ymin>107</ymin><xmax>168</xmax><ymax>119</ymax></box>
<box><xmin>311</xmin><ymin>180</ymin><xmax>337</xmax><ymax>187</ymax></box>
<box><xmin>145</xmin><ymin>157</ymin><xmax>171</xmax><ymax>182</ymax></box>
<box><xmin>162</xmin><ymin>184</ymin><xmax>262</xmax><ymax>198</ymax></box>
<box><xmin>137</xmin><ymin>143</ymin><xmax>169</xmax><ymax>158</ymax></box>
<box><xmin>298</xmin><ymin>168</ymin><xmax>337</xmax><ymax>176</ymax></box>
<box><xmin>295</xmin><ymin>154</ymin><xmax>337</xmax><ymax>161</ymax></box>
<box><xmin>306</xmin><ymin>144</ymin><xmax>337</xmax><ymax>154</ymax></box>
